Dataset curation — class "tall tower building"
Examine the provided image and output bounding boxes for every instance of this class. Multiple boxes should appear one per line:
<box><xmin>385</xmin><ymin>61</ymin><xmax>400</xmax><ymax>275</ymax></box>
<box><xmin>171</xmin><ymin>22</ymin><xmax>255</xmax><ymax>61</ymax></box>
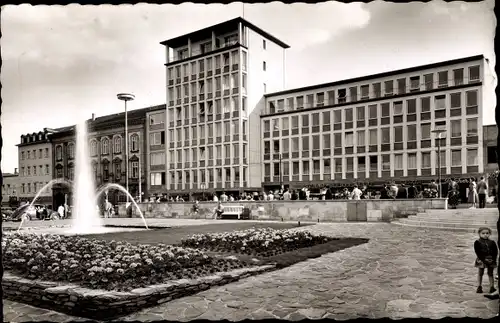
<box><xmin>160</xmin><ymin>17</ymin><xmax>289</xmax><ymax>198</ymax></box>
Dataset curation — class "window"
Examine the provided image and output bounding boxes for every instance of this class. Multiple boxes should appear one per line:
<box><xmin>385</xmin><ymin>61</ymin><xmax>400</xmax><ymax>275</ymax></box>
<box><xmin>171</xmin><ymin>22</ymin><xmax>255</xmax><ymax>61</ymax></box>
<box><xmin>302</xmin><ymin>161</ymin><xmax>310</xmax><ymax>175</ymax></box>
<box><xmin>33</xmin><ymin>166</ymin><xmax>37</xmax><ymax>176</ymax></box>
<box><xmin>291</xmin><ymin>138</ymin><xmax>299</xmax><ymax>152</ymax></box>
<box><xmin>263</xmin><ymin>61</ymin><xmax>266</xmax><ymax>71</ymax></box>
<box><xmin>302</xmin><ymin>136</ymin><xmax>309</xmax><ymax>150</ymax></box>
<box><xmin>394</xmin><ymin>126</ymin><xmax>403</xmax><ymax>142</ymax></box>
<box><xmin>424</xmin><ymin>73</ymin><xmax>433</xmax><ymax>90</ymax></box>
<box><xmin>101</xmin><ymin>138</ymin><xmax>110</xmax><ymax>154</ymax></box>
<box><xmin>407</xmin><ymin>99</ymin><xmax>416</xmax><ymax>115</ymax></box>
<box><xmin>381</xmin><ymin>103</ymin><xmax>390</xmax><ymax>117</ymax></box>
<box><xmin>422</xmin><ymin>152</ymin><xmax>431</xmax><ymax>168</ymax></box>
<box><xmin>151</xmin><ymin>152</ymin><xmax>166</xmax><ymax>166</ymax></box>
<box><xmin>407</xmin><ymin>153</ymin><xmax>417</xmax><ymax>169</ymax></box>
<box><xmin>324</xmin><ymin>159</ymin><xmax>331</xmax><ymax>174</ymax></box>
<box><xmin>263</xmin><ymin>83</ymin><xmax>267</xmax><ymax>93</ymax></box>
<box><xmin>435</xmin><ymin>96</ymin><xmax>446</xmax><ymax>110</ymax></box>
<box><xmin>421</xmin><ymin>123</ymin><xmax>431</xmax><ymax>139</ymax></box>
<box><xmin>296</xmin><ymin>96</ymin><xmax>304</xmax><ymax>109</ymax></box>
<box><xmin>27</xmin><ymin>151</ymin><xmax>31</xmax><ymax>160</ymax></box>
<box><xmin>334</xmin><ymin>133</ymin><xmax>342</xmax><ymax>147</ymax></box>
<box><xmin>466</xmin><ymin>90</ymin><xmax>478</xmax><ymax>107</ymax></box>
<box><xmin>322</xmin><ymin>111</ymin><xmax>330</xmax><ymax>125</ymax></box>
<box><xmin>372</xmin><ymin>83</ymin><xmax>381</xmax><ymax>98</ymax></box>
<box><xmin>45</xmin><ymin>165</ymin><xmax>49</xmax><ymax>175</ymax></box>
<box><xmin>381</xmin><ymin>128</ymin><xmax>390</xmax><ymax>143</ymax></box>
<box><xmin>68</xmin><ymin>143</ymin><xmax>75</xmax><ymax>159</ymax></box>
<box><xmin>397</xmin><ymin>78</ymin><xmax>406</xmax><ymax>94</ymax></box>
<box><xmin>369</xmin><ymin>156</ymin><xmax>378</xmax><ymax>171</ymax></box>
<box><xmin>438</xmin><ymin>71</ymin><xmax>448</xmax><ymax>87</ymax></box>
<box><xmin>394</xmin><ymin>154</ymin><xmax>403</xmax><ymax>170</ymax></box>
<box><xmin>149</xmin><ymin>132</ymin><xmax>165</xmax><ymax>145</ymax></box>
<box><xmin>467</xmin><ymin>149</ymin><xmax>478</xmax><ymax>165</ymax></box>
<box><xmin>451</xmin><ymin>120</ymin><xmax>461</xmax><ymax>138</ymax></box>
<box><xmin>338</xmin><ymin>89</ymin><xmax>346</xmax><ymax>103</ymax></box>
<box><xmin>407</xmin><ymin>125</ymin><xmax>417</xmax><ymax>141</ymax></box>
<box><xmin>369</xmin><ymin>129</ymin><xmax>377</xmax><ymax>145</ymax></box>
<box><xmin>45</xmin><ymin>148</ymin><xmax>49</xmax><ymax>158</ymax></box>
<box><xmin>451</xmin><ymin>150</ymin><xmax>462</xmax><ymax>166</ymax></box>
<box><xmin>316</xmin><ymin>93</ymin><xmax>324</xmax><ymax>106</ymax></box>
<box><xmin>131</xmin><ymin>161</ymin><xmax>139</xmax><ymax>178</ymax></box>
<box><xmin>21</xmin><ymin>151</ymin><xmax>25</xmax><ymax>160</ymax></box>
<box><xmin>466</xmin><ymin>118</ymin><xmax>478</xmax><ymax>136</ymax></box>
<box><xmin>302</xmin><ymin>114</ymin><xmax>309</xmax><ymax>127</ymax></box>
<box><xmin>450</xmin><ymin>93</ymin><xmax>461</xmax><ymax>109</ymax></box>
<box><xmin>131</xmin><ymin>134</ymin><xmax>139</xmax><ymax>151</ymax></box>
<box><xmin>469</xmin><ymin>65</ymin><xmax>480</xmax><ymax>82</ymax></box>
<box><xmin>150</xmin><ymin>172</ymin><xmax>165</xmax><ymax>186</ymax></box>
<box><xmin>327</xmin><ymin>90</ymin><xmax>335</xmax><ymax>105</ymax></box>
<box><xmin>393</xmin><ymin>101</ymin><xmax>403</xmax><ymax>115</ymax></box>
<box><xmin>453</xmin><ymin>68</ymin><xmax>463</xmax><ymax>85</ymax></box>
<box><xmin>333</xmin><ymin>110</ymin><xmax>342</xmax><ymax>125</ymax></box>
<box><xmin>113</xmin><ymin>137</ymin><xmax>121</xmax><ymax>153</ymax></box>
<box><xmin>410</xmin><ymin>76</ymin><xmax>420</xmax><ymax>90</ymax></box>
<box><xmin>349</xmin><ymin>87</ymin><xmax>357</xmax><ymax>102</ymax></box>
<box><xmin>56</xmin><ymin>146</ymin><xmax>62</xmax><ymax>160</ymax></box>
<box><xmin>360</xmin><ymin>85</ymin><xmax>369</xmax><ymax>99</ymax></box>
<box><xmin>384</xmin><ymin>80</ymin><xmax>393</xmax><ymax>95</ymax></box>
<box><xmin>356</xmin><ymin>106</ymin><xmax>365</xmax><ymax>120</ymax></box>
<box><xmin>282</xmin><ymin>138</ymin><xmax>289</xmax><ymax>153</ymax></box>
<box><xmin>323</xmin><ymin>133</ymin><xmax>330</xmax><ymax>148</ymax></box>
<box><xmin>38</xmin><ymin>149</ymin><xmax>42</xmax><ymax>159</ymax></box>
<box><xmin>345</xmin><ymin>132</ymin><xmax>354</xmax><ymax>146</ymax></box>
<box><xmin>421</xmin><ymin>97</ymin><xmax>430</xmax><ymax>112</ymax></box>
<box><xmin>306</xmin><ymin>95</ymin><xmax>313</xmax><ymax>108</ymax></box>
<box><xmin>346</xmin><ymin>157</ymin><xmax>354</xmax><ymax>172</ymax></box>
<box><xmin>487</xmin><ymin>146</ymin><xmax>497</xmax><ymax>164</ymax></box>
<box><xmin>312</xmin><ymin>113</ymin><xmax>320</xmax><ymax>126</ymax></box>
<box><xmin>345</xmin><ymin>108</ymin><xmax>353</xmax><ymax>122</ymax></box>
<box><xmin>368</xmin><ymin>104</ymin><xmax>377</xmax><ymax>119</ymax></box>
<box><xmin>357</xmin><ymin>130</ymin><xmax>365</xmax><ymax>146</ymax></box>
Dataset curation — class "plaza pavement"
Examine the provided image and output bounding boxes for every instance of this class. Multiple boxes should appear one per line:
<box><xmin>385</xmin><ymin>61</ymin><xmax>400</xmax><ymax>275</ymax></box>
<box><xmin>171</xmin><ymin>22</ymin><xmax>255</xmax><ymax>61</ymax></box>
<box><xmin>2</xmin><ymin>219</ymin><xmax>499</xmax><ymax>321</ymax></box>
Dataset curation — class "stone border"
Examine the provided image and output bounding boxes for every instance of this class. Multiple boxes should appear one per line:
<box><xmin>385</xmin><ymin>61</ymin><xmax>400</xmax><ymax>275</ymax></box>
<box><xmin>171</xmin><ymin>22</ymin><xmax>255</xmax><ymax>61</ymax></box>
<box><xmin>2</xmin><ymin>264</ymin><xmax>275</xmax><ymax>320</ymax></box>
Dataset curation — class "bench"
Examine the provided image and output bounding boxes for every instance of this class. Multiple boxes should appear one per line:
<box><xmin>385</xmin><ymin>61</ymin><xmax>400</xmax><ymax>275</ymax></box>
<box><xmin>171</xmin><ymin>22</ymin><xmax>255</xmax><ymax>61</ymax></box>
<box><xmin>220</xmin><ymin>206</ymin><xmax>245</xmax><ymax>220</ymax></box>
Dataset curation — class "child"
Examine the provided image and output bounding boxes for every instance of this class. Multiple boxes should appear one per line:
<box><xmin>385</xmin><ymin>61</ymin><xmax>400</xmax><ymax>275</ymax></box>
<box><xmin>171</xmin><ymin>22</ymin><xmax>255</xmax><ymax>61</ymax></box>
<box><xmin>474</xmin><ymin>227</ymin><xmax>498</xmax><ymax>294</ymax></box>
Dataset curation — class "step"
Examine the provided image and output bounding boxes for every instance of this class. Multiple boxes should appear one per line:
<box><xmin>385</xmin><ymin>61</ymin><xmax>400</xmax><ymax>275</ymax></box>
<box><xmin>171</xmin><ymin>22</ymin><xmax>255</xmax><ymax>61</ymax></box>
<box><xmin>397</xmin><ymin>219</ymin><xmax>499</xmax><ymax>229</ymax></box>
<box><xmin>426</xmin><ymin>209</ymin><xmax>499</xmax><ymax>216</ymax></box>
<box><xmin>406</xmin><ymin>216</ymin><xmax>497</xmax><ymax>225</ymax></box>
<box><xmin>400</xmin><ymin>219</ymin><xmax>497</xmax><ymax>227</ymax></box>
<box><xmin>410</xmin><ymin>214</ymin><xmax>498</xmax><ymax>221</ymax></box>
<box><xmin>392</xmin><ymin>221</ymin><xmax>499</xmax><ymax>233</ymax></box>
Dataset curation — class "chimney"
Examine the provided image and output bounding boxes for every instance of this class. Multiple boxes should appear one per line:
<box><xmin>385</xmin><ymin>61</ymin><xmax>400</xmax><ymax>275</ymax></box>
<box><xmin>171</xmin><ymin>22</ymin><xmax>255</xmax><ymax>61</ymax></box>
<box><xmin>14</xmin><ymin>168</ymin><xmax>18</xmax><ymax>175</ymax></box>
<box><xmin>92</xmin><ymin>113</ymin><xmax>95</xmax><ymax>121</ymax></box>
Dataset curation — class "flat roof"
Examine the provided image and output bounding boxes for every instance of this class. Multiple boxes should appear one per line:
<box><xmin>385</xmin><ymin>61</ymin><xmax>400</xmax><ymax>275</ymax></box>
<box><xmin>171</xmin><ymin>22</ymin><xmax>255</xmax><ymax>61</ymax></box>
<box><xmin>160</xmin><ymin>17</ymin><xmax>290</xmax><ymax>49</ymax></box>
<box><xmin>265</xmin><ymin>54</ymin><xmax>485</xmax><ymax>98</ymax></box>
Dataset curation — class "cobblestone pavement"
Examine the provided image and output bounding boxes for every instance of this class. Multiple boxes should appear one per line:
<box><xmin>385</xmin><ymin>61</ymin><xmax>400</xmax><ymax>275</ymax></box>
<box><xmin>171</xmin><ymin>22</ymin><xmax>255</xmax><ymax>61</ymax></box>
<box><xmin>3</xmin><ymin>221</ymin><xmax>499</xmax><ymax>321</ymax></box>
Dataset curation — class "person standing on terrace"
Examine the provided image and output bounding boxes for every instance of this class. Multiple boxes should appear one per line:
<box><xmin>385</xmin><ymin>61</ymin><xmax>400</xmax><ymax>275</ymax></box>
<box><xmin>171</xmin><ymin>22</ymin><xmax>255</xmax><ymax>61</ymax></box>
<box><xmin>220</xmin><ymin>192</ymin><xmax>228</xmax><ymax>202</ymax></box>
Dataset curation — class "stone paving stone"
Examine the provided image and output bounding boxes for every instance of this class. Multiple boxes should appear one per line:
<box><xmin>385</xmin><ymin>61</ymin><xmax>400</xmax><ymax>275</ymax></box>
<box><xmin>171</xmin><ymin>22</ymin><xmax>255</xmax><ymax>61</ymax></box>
<box><xmin>4</xmin><ymin>220</ymin><xmax>499</xmax><ymax>321</ymax></box>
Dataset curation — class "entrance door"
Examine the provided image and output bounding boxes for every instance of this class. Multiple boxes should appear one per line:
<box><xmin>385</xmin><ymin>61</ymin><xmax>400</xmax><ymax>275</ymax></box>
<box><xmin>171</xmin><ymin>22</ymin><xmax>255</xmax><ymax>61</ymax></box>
<box><xmin>346</xmin><ymin>202</ymin><xmax>368</xmax><ymax>222</ymax></box>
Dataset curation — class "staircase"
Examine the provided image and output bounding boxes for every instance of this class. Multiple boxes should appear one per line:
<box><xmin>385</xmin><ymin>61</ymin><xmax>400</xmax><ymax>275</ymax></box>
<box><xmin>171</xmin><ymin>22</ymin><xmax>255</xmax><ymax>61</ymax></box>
<box><xmin>392</xmin><ymin>208</ymin><xmax>499</xmax><ymax>232</ymax></box>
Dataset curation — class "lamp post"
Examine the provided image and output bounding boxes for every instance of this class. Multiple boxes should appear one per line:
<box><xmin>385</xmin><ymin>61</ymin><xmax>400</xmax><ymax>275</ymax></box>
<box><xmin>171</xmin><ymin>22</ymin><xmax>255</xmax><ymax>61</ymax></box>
<box><xmin>431</xmin><ymin>128</ymin><xmax>446</xmax><ymax>198</ymax></box>
<box><xmin>117</xmin><ymin>93</ymin><xmax>135</xmax><ymax>206</ymax></box>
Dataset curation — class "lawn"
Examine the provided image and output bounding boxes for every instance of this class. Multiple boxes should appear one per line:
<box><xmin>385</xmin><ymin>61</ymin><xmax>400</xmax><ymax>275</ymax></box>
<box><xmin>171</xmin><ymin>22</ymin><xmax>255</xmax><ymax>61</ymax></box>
<box><xmin>83</xmin><ymin>222</ymin><xmax>313</xmax><ymax>245</ymax></box>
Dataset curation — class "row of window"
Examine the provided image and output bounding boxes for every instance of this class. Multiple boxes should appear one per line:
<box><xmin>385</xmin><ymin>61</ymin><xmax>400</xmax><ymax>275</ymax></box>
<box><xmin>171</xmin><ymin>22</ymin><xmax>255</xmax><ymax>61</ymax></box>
<box><xmin>19</xmin><ymin>165</ymin><xmax>51</xmax><ymax>177</ymax></box>
<box><xmin>265</xmin><ymin>91</ymin><xmax>479</xmax><ymax>127</ymax></box>
<box><xmin>20</xmin><ymin>148</ymin><xmax>49</xmax><ymax>161</ymax></box>
<box><xmin>263</xmin><ymin>118</ymin><xmax>479</xmax><ymax>153</ymax></box>
<box><xmin>54</xmin><ymin>162</ymin><xmax>140</xmax><ymax>181</ymax></box>
<box><xmin>168</xmin><ymin>97</ymin><xmax>248</xmax><ymax>124</ymax></box>
<box><xmin>263</xmin><ymin>149</ymin><xmax>480</xmax><ymax>177</ymax></box>
<box><xmin>20</xmin><ymin>133</ymin><xmax>48</xmax><ymax>144</ymax></box>
<box><xmin>169</xmin><ymin>49</ymin><xmax>246</xmax><ymax>78</ymax></box>
<box><xmin>167</xmin><ymin>120</ymin><xmax>248</xmax><ymax>142</ymax></box>
<box><xmin>2</xmin><ymin>184</ymin><xmax>17</xmax><ymax>196</ymax></box>
<box><xmin>168</xmin><ymin>74</ymin><xmax>247</xmax><ymax>103</ymax></box>
<box><xmin>87</xmin><ymin>135</ymin><xmax>140</xmax><ymax>157</ymax></box>
<box><xmin>19</xmin><ymin>182</ymin><xmax>50</xmax><ymax>195</ymax></box>
<box><xmin>163</xmin><ymin>166</ymin><xmax>248</xmax><ymax>186</ymax></box>
<box><xmin>165</xmin><ymin>143</ymin><xmax>248</xmax><ymax>164</ymax></box>
<box><xmin>266</xmin><ymin>65</ymin><xmax>481</xmax><ymax>114</ymax></box>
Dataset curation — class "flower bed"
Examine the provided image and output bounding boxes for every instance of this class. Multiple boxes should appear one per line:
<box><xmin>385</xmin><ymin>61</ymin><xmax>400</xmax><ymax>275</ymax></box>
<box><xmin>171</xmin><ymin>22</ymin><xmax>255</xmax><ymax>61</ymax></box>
<box><xmin>2</xmin><ymin>232</ymin><xmax>248</xmax><ymax>291</ymax></box>
<box><xmin>180</xmin><ymin>227</ymin><xmax>337</xmax><ymax>257</ymax></box>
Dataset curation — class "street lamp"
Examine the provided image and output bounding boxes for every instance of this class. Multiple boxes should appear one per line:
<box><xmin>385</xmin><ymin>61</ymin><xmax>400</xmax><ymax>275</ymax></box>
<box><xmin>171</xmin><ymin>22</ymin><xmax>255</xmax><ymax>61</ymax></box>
<box><xmin>117</xmin><ymin>93</ymin><xmax>135</xmax><ymax>206</ymax></box>
<box><xmin>431</xmin><ymin>128</ymin><xmax>446</xmax><ymax>198</ymax></box>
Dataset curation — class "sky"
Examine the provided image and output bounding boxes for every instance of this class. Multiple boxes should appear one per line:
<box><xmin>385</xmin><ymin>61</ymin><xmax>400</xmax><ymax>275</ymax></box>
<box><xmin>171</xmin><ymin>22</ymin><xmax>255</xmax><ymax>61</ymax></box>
<box><xmin>1</xmin><ymin>0</ymin><xmax>496</xmax><ymax>173</ymax></box>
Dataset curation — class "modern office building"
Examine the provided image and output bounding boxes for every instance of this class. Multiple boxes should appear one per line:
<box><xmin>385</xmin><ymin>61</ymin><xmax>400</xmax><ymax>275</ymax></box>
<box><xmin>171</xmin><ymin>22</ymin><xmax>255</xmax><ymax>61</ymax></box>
<box><xmin>160</xmin><ymin>17</ymin><xmax>289</xmax><ymax>199</ymax></box>
<box><xmin>261</xmin><ymin>55</ymin><xmax>495</xmax><ymax>192</ymax></box>
<box><xmin>483</xmin><ymin>124</ymin><xmax>498</xmax><ymax>187</ymax></box>
<box><xmin>49</xmin><ymin>105</ymin><xmax>165</xmax><ymax>207</ymax></box>
<box><xmin>16</xmin><ymin>129</ymin><xmax>56</xmax><ymax>205</ymax></box>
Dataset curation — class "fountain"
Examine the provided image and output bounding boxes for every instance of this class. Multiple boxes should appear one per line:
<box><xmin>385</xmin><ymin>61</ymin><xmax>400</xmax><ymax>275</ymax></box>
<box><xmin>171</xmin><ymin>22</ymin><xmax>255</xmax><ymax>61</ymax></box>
<box><xmin>16</xmin><ymin>120</ymin><xmax>149</xmax><ymax>235</ymax></box>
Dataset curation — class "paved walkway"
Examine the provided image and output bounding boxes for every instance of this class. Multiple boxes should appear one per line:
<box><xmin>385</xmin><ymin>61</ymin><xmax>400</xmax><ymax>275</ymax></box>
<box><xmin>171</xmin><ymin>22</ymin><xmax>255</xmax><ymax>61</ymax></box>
<box><xmin>3</xmin><ymin>221</ymin><xmax>499</xmax><ymax>321</ymax></box>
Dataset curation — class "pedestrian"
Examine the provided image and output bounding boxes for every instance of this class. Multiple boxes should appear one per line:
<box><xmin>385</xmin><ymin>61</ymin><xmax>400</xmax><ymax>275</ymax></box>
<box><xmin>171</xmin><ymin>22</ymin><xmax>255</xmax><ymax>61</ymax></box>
<box><xmin>474</xmin><ymin>227</ymin><xmax>498</xmax><ymax>294</ymax></box>
<box><xmin>477</xmin><ymin>176</ymin><xmax>488</xmax><ymax>209</ymax></box>
<box><xmin>283</xmin><ymin>189</ymin><xmax>291</xmax><ymax>200</ymax></box>
<box><xmin>447</xmin><ymin>178</ymin><xmax>460</xmax><ymax>209</ymax></box>
<box><xmin>350</xmin><ymin>185</ymin><xmax>363</xmax><ymax>200</ymax></box>
<box><xmin>213</xmin><ymin>201</ymin><xmax>224</xmax><ymax>220</ymax></box>
<box><xmin>407</xmin><ymin>183</ymin><xmax>419</xmax><ymax>199</ymax></box>
<box><xmin>468</xmin><ymin>177</ymin><xmax>479</xmax><ymax>209</ymax></box>
<box><xmin>220</xmin><ymin>192</ymin><xmax>228</xmax><ymax>202</ymax></box>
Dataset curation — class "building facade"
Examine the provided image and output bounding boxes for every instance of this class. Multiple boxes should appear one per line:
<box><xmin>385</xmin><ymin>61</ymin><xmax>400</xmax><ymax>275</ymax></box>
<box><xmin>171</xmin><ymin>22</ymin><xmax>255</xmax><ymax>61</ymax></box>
<box><xmin>261</xmin><ymin>55</ymin><xmax>494</xmax><ymax>192</ymax></box>
<box><xmin>483</xmin><ymin>124</ymin><xmax>498</xmax><ymax>189</ymax></box>
<box><xmin>16</xmin><ymin>129</ymin><xmax>55</xmax><ymax>205</ymax></box>
<box><xmin>2</xmin><ymin>170</ymin><xmax>20</xmax><ymax>207</ymax></box>
<box><xmin>160</xmin><ymin>17</ymin><xmax>289</xmax><ymax>199</ymax></box>
<box><xmin>49</xmin><ymin>105</ymin><xmax>165</xmax><ymax>208</ymax></box>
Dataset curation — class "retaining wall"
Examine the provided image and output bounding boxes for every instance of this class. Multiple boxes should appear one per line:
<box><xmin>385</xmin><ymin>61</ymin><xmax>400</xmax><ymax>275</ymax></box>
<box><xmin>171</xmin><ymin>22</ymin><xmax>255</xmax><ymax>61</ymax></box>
<box><xmin>2</xmin><ymin>265</ymin><xmax>274</xmax><ymax>320</ymax></box>
<box><xmin>118</xmin><ymin>199</ymin><xmax>448</xmax><ymax>222</ymax></box>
